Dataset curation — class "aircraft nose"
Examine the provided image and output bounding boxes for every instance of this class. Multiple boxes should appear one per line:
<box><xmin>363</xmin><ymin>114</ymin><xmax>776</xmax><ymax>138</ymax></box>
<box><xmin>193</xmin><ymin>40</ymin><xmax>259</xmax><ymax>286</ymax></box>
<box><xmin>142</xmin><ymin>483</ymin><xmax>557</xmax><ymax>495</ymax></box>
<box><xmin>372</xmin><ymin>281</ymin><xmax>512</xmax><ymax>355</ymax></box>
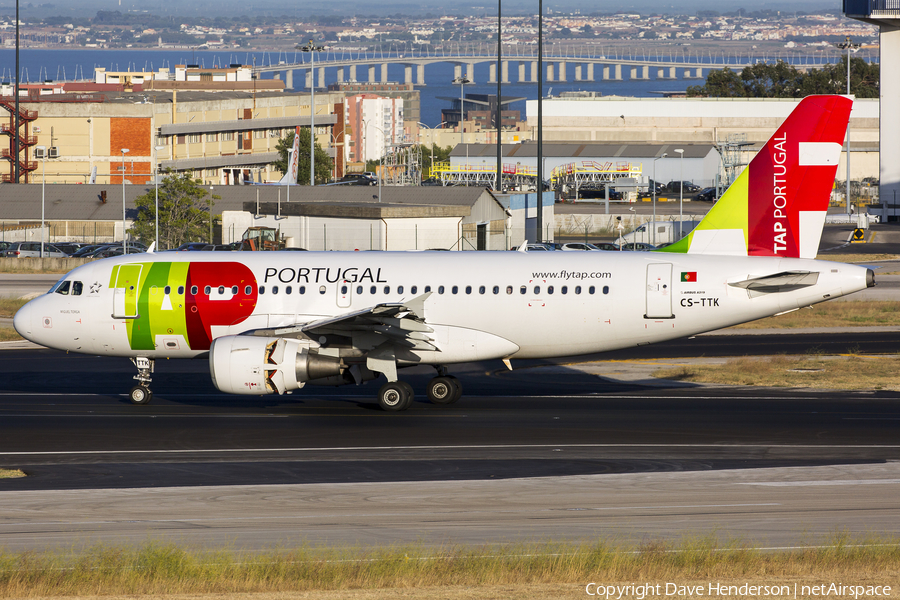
<box><xmin>13</xmin><ymin>301</ymin><xmax>33</xmax><ymax>340</ymax></box>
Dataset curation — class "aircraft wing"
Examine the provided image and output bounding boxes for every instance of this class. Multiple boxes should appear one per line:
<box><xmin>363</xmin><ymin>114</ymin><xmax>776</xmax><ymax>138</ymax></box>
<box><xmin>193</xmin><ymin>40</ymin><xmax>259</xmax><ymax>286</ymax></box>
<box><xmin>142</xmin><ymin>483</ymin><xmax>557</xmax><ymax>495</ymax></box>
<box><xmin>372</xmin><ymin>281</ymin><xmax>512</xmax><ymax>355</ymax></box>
<box><xmin>243</xmin><ymin>292</ymin><xmax>437</xmax><ymax>351</ymax></box>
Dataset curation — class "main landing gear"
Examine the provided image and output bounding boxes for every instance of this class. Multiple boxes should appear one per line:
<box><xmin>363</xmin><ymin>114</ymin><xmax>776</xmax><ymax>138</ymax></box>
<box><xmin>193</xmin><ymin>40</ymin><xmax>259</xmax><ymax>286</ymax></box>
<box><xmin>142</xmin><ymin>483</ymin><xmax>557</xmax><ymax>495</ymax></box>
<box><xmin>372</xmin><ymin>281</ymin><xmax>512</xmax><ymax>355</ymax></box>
<box><xmin>129</xmin><ymin>357</ymin><xmax>154</xmax><ymax>405</ymax></box>
<box><xmin>376</xmin><ymin>367</ymin><xmax>462</xmax><ymax>412</ymax></box>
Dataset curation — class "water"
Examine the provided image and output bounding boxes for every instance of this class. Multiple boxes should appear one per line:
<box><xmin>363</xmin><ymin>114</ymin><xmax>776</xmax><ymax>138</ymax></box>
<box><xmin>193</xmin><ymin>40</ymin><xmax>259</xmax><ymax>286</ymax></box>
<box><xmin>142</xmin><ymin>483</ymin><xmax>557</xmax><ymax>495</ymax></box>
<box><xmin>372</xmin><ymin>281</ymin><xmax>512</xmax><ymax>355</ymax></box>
<box><xmin>0</xmin><ymin>47</ymin><xmax>872</xmax><ymax>125</ymax></box>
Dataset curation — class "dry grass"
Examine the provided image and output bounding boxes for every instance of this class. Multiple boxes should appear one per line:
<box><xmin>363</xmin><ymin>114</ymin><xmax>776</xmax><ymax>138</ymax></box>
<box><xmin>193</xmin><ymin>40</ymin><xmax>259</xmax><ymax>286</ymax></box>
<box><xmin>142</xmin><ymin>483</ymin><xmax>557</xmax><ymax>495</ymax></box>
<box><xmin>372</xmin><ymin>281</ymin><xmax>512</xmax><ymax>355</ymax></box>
<box><xmin>655</xmin><ymin>355</ymin><xmax>900</xmax><ymax>390</ymax></box>
<box><xmin>0</xmin><ymin>468</ymin><xmax>26</xmax><ymax>479</ymax></box>
<box><xmin>0</xmin><ymin>327</ymin><xmax>23</xmax><ymax>342</ymax></box>
<box><xmin>816</xmin><ymin>253</ymin><xmax>900</xmax><ymax>263</ymax></box>
<box><xmin>730</xmin><ymin>301</ymin><xmax>900</xmax><ymax>329</ymax></box>
<box><xmin>0</xmin><ymin>298</ymin><xmax>28</xmax><ymax>318</ymax></box>
<box><xmin>0</xmin><ymin>266</ymin><xmax>69</xmax><ymax>274</ymax></box>
<box><xmin>0</xmin><ymin>537</ymin><xmax>898</xmax><ymax>598</ymax></box>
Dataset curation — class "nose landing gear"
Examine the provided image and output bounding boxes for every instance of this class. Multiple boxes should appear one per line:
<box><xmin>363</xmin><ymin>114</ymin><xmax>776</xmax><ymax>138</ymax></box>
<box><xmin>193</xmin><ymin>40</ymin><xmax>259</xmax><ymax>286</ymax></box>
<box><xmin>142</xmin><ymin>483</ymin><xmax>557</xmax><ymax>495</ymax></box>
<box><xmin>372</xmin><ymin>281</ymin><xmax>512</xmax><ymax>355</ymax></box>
<box><xmin>129</xmin><ymin>357</ymin><xmax>154</xmax><ymax>405</ymax></box>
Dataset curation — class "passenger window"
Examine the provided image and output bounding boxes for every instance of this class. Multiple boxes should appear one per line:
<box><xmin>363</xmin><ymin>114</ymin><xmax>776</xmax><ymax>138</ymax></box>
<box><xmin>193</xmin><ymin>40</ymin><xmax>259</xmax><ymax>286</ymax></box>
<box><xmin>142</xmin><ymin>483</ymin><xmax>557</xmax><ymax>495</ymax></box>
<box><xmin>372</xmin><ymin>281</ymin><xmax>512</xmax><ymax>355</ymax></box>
<box><xmin>520</xmin><ymin>286</ymin><xmax>526</xmax><ymax>295</ymax></box>
<box><xmin>204</xmin><ymin>285</ymin><xmax>211</xmax><ymax>295</ymax></box>
<box><xmin>575</xmin><ymin>286</ymin><xmax>582</xmax><ymax>294</ymax></box>
<box><xmin>370</xmin><ymin>286</ymin><xmax>376</xmax><ymax>294</ymax></box>
<box><xmin>548</xmin><ymin>286</ymin><xmax>554</xmax><ymax>294</ymax></box>
<box><xmin>244</xmin><ymin>285</ymin><xmax>251</xmax><ymax>295</ymax></box>
<box><xmin>231</xmin><ymin>286</ymin><xmax>238</xmax><ymax>294</ymax></box>
<box><xmin>384</xmin><ymin>286</ymin><xmax>390</xmax><ymax>294</ymax></box>
<box><xmin>534</xmin><ymin>286</ymin><xmax>540</xmax><ymax>294</ymax></box>
<box><xmin>259</xmin><ymin>286</ymin><xmax>265</xmax><ymax>294</ymax></box>
<box><xmin>318</xmin><ymin>286</ymin><xmax>326</xmax><ymax>294</ymax></box>
<box><xmin>341</xmin><ymin>285</ymin><xmax>348</xmax><ymax>294</ymax></box>
<box><xmin>603</xmin><ymin>286</ymin><xmax>610</xmax><ymax>295</ymax></box>
<box><xmin>589</xmin><ymin>286</ymin><xmax>596</xmax><ymax>295</ymax></box>
<box><xmin>55</xmin><ymin>281</ymin><xmax>71</xmax><ymax>295</ymax></box>
<box><xmin>72</xmin><ymin>281</ymin><xmax>83</xmax><ymax>296</ymax></box>
<box><xmin>479</xmin><ymin>286</ymin><xmax>485</xmax><ymax>294</ymax></box>
<box><xmin>466</xmin><ymin>286</ymin><xmax>473</xmax><ymax>294</ymax></box>
<box><xmin>272</xmin><ymin>286</ymin><xmax>279</xmax><ymax>294</ymax></box>
<box><xmin>357</xmin><ymin>286</ymin><xmax>363</xmax><ymax>294</ymax></box>
<box><xmin>411</xmin><ymin>286</ymin><xmax>418</xmax><ymax>294</ymax></box>
<box><xmin>299</xmin><ymin>286</ymin><xmax>306</xmax><ymax>294</ymax></box>
<box><xmin>451</xmin><ymin>286</ymin><xmax>458</xmax><ymax>294</ymax></box>
<box><xmin>178</xmin><ymin>286</ymin><xmax>185</xmax><ymax>295</ymax></box>
<box><xmin>438</xmin><ymin>286</ymin><xmax>445</xmax><ymax>294</ymax></box>
<box><xmin>285</xmin><ymin>286</ymin><xmax>292</xmax><ymax>295</ymax></box>
<box><xmin>398</xmin><ymin>285</ymin><xmax>404</xmax><ymax>294</ymax></box>
<box><xmin>506</xmin><ymin>286</ymin><xmax>513</xmax><ymax>295</ymax></box>
<box><xmin>561</xmin><ymin>286</ymin><xmax>568</xmax><ymax>295</ymax></box>
<box><xmin>191</xmin><ymin>285</ymin><xmax>198</xmax><ymax>295</ymax></box>
<box><xmin>424</xmin><ymin>285</ymin><xmax>431</xmax><ymax>293</ymax></box>
<box><xmin>492</xmin><ymin>286</ymin><xmax>499</xmax><ymax>295</ymax></box>
<box><xmin>164</xmin><ymin>285</ymin><xmax>171</xmax><ymax>295</ymax></box>
<box><xmin>218</xmin><ymin>286</ymin><xmax>225</xmax><ymax>295</ymax></box>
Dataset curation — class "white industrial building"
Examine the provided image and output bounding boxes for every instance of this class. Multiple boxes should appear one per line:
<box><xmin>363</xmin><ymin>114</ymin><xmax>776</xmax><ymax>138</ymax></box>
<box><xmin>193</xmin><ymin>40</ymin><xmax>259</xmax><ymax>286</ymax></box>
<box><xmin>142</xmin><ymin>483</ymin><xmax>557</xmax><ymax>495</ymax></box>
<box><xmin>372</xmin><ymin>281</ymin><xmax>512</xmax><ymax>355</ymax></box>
<box><xmin>525</xmin><ymin>96</ymin><xmax>880</xmax><ymax>183</ymax></box>
<box><xmin>347</xmin><ymin>94</ymin><xmax>405</xmax><ymax>163</ymax></box>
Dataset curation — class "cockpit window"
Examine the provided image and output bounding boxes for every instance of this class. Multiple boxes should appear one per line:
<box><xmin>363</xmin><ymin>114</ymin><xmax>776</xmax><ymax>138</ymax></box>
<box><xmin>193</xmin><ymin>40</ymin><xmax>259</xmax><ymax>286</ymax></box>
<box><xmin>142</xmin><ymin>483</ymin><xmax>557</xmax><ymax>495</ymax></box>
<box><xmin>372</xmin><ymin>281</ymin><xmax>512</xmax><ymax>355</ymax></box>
<box><xmin>54</xmin><ymin>281</ymin><xmax>71</xmax><ymax>295</ymax></box>
<box><xmin>48</xmin><ymin>279</ymin><xmax>67</xmax><ymax>294</ymax></box>
<box><xmin>72</xmin><ymin>281</ymin><xmax>83</xmax><ymax>296</ymax></box>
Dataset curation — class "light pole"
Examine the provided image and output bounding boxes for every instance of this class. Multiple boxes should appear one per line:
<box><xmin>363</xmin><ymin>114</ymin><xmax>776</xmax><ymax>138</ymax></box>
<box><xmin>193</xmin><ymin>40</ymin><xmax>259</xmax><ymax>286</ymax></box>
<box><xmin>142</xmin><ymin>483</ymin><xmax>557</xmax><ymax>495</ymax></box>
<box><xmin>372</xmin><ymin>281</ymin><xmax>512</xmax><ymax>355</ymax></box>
<box><xmin>674</xmin><ymin>148</ymin><xmax>684</xmax><ymax>240</ymax></box>
<box><xmin>452</xmin><ymin>75</ymin><xmax>470</xmax><ymax>151</ymax></box>
<box><xmin>154</xmin><ymin>144</ymin><xmax>165</xmax><ymax>250</ymax></box>
<box><xmin>836</xmin><ymin>36</ymin><xmax>860</xmax><ymax>217</ymax></box>
<box><xmin>36</xmin><ymin>145</ymin><xmax>46</xmax><ymax>258</ymax></box>
<box><xmin>121</xmin><ymin>148</ymin><xmax>129</xmax><ymax>252</ymax></box>
<box><xmin>652</xmin><ymin>152</ymin><xmax>667</xmax><ymax>246</ymax></box>
<box><xmin>297</xmin><ymin>39</ymin><xmax>325</xmax><ymax>186</ymax></box>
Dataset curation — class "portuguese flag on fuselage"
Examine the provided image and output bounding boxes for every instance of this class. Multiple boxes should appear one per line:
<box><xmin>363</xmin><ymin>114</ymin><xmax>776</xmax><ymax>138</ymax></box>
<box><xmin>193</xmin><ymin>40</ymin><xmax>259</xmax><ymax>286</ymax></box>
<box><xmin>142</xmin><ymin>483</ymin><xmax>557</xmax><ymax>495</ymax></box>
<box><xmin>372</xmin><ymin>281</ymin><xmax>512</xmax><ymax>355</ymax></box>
<box><xmin>681</xmin><ymin>272</ymin><xmax>697</xmax><ymax>282</ymax></box>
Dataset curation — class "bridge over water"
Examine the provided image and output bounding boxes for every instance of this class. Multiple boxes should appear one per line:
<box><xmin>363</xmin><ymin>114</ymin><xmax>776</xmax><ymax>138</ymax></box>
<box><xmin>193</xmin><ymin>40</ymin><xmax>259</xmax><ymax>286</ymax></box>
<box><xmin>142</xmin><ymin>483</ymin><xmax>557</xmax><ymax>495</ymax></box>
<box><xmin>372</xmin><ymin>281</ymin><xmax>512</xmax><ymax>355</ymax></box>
<box><xmin>251</xmin><ymin>42</ymin><xmax>878</xmax><ymax>89</ymax></box>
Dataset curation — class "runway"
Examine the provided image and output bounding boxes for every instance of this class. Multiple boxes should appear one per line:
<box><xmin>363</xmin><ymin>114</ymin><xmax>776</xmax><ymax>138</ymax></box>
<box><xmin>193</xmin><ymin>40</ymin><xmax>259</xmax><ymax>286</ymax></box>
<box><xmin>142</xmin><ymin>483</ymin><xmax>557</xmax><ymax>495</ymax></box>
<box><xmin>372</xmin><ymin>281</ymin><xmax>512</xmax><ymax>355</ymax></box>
<box><xmin>1</xmin><ymin>345</ymin><xmax>899</xmax><ymax>552</ymax></box>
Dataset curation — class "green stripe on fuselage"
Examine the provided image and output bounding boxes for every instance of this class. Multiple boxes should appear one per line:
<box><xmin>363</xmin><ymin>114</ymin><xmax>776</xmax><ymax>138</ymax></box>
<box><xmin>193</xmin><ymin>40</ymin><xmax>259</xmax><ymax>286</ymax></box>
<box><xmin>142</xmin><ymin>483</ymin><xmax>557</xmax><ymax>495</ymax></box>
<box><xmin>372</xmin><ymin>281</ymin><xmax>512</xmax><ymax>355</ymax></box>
<box><xmin>126</xmin><ymin>262</ymin><xmax>190</xmax><ymax>351</ymax></box>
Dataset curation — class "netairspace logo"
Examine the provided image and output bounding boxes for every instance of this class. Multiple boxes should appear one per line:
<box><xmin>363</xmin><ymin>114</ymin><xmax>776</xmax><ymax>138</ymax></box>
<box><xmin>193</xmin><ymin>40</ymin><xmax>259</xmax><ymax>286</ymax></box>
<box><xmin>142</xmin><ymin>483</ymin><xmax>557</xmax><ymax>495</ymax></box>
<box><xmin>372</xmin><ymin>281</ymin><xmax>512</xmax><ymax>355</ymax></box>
<box><xmin>584</xmin><ymin>582</ymin><xmax>893</xmax><ymax>598</ymax></box>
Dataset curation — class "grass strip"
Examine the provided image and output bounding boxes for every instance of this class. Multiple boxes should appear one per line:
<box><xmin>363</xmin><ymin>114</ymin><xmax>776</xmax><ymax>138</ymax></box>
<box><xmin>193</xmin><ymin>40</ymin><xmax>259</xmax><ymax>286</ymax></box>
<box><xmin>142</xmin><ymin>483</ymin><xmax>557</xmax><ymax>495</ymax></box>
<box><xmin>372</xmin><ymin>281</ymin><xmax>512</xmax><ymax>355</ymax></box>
<box><xmin>0</xmin><ymin>328</ymin><xmax>23</xmax><ymax>342</ymax></box>
<box><xmin>729</xmin><ymin>300</ymin><xmax>900</xmax><ymax>329</ymax></box>
<box><xmin>655</xmin><ymin>354</ymin><xmax>900</xmax><ymax>390</ymax></box>
<box><xmin>0</xmin><ymin>469</ymin><xmax>25</xmax><ymax>479</ymax></box>
<box><xmin>0</xmin><ymin>298</ymin><xmax>29</xmax><ymax>318</ymax></box>
<box><xmin>0</xmin><ymin>536</ymin><xmax>898</xmax><ymax>598</ymax></box>
<box><xmin>816</xmin><ymin>253</ymin><xmax>899</xmax><ymax>263</ymax></box>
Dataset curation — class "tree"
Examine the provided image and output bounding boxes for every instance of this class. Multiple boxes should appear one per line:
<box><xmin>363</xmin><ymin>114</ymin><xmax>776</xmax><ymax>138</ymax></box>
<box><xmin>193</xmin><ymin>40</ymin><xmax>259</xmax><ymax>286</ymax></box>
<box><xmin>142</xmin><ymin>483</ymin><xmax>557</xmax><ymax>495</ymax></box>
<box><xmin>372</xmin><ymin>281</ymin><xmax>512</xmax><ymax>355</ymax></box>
<box><xmin>687</xmin><ymin>60</ymin><xmax>879</xmax><ymax>98</ymax></box>
<box><xmin>271</xmin><ymin>128</ymin><xmax>333</xmax><ymax>185</ymax></box>
<box><xmin>130</xmin><ymin>170</ymin><xmax>218</xmax><ymax>250</ymax></box>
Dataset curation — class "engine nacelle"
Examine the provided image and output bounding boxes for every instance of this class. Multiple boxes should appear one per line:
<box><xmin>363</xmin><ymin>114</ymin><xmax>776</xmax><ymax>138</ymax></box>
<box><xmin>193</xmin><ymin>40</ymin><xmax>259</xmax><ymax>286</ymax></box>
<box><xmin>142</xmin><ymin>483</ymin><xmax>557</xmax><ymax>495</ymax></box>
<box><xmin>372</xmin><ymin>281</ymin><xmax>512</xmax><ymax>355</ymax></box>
<box><xmin>209</xmin><ymin>335</ymin><xmax>342</xmax><ymax>395</ymax></box>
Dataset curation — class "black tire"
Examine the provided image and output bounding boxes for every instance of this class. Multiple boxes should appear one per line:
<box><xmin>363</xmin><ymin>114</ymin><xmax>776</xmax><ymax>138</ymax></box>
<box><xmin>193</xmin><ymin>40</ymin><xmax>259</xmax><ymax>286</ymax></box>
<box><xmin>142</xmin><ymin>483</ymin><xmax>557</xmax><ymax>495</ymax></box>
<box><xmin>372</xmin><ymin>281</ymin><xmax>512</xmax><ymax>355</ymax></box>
<box><xmin>446</xmin><ymin>375</ymin><xmax>462</xmax><ymax>404</ymax></box>
<box><xmin>129</xmin><ymin>385</ymin><xmax>152</xmax><ymax>405</ymax></box>
<box><xmin>377</xmin><ymin>382</ymin><xmax>411</xmax><ymax>412</ymax></box>
<box><xmin>427</xmin><ymin>376</ymin><xmax>456</xmax><ymax>405</ymax></box>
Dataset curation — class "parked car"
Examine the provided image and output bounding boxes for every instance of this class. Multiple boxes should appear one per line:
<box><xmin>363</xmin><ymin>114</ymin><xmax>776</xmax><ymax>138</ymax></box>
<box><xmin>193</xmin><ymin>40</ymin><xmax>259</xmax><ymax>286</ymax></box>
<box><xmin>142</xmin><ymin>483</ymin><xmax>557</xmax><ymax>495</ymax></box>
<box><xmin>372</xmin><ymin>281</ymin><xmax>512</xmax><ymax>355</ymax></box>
<box><xmin>0</xmin><ymin>241</ymin><xmax>10</xmax><ymax>254</ymax></box>
<box><xmin>88</xmin><ymin>246</ymin><xmax>145</xmax><ymax>259</ymax></box>
<box><xmin>510</xmin><ymin>243</ymin><xmax>556</xmax><ymax>251</ymax></box>
<box><xmin>592</xmin><ymin>242</ymin><xmax>620</xmax><ymax>251</ymax></box>
<box><xmin>667</xmin><ymin>180</ymin><xmax>701</xmax><ymax>193</ymax></box>
<box><xmin>421</xmin><ymin>177</ymin><xmax>442</xmax><ymax>186</ymax></box>
<box><xmin>560</xmin><ymin>242</ymin><xmax>604</xmax><ymax>251</ymax></box>
<box><xmin>3</xmin><ymin>241</ymin><xmax>68</xmax><ymax>258</ymax></box>
<box><xmin>70</xmin><ymin>244</ymin><xmax>109</xmax><ymax>258</ymax></box>
<box><xmin>175</xmin><ymin>242</ymin><xmax>210</xmax><ymax>251</ymax></box>
<box><xmin>695</xmin><ymin>187</ymin><xmax>719</xmax><ymax>202</ymax></box>
<box><xmin>619</xmin><ymin>242</ymin><xmax>657</xmax><ymax>251</ymax></box>
<box><xmin>52</xmin><ymin>242</ymin><xmax>89</xmax><ymax>256</ymax></box>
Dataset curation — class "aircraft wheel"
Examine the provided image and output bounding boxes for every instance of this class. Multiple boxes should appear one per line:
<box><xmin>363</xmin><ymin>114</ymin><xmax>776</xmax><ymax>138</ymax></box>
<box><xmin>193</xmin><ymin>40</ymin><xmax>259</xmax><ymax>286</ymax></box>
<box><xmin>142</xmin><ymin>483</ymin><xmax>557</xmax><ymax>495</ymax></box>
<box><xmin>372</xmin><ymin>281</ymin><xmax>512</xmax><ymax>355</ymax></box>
<box><xmin>378</xmin><ymin>382</ymin><xmax>412</xmax><ymax>412</ymax></box>
<box><xmin>427</xmin><ymin>376</ymin><xmax>457</xmax><ymax>405</ymax></box>
<box><xmin>446</xmin><ymin>375</ymin><xmax>462</xmax><ymax>404</ymax></box>
<box><xmin>129</xmin><ymin>385</ymin><xmax>152</xmax><ymax>405</ymax></box>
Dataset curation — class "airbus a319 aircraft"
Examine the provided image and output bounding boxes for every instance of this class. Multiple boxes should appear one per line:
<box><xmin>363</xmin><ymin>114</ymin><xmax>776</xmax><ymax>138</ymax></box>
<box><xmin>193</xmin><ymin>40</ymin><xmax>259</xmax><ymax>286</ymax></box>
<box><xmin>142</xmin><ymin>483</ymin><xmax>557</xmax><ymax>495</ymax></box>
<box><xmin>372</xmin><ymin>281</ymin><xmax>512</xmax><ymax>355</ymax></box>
<box><xmin>14</xmin><ymin>95</ymin><xmax>874</xmax><ymax>411</ymax></box>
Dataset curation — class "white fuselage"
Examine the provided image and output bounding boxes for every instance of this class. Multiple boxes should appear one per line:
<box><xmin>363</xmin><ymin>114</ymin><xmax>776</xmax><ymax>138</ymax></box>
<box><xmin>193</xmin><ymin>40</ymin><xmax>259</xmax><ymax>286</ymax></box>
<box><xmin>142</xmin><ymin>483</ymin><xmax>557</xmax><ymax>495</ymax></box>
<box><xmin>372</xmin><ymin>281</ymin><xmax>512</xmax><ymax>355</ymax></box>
<box><xmin>15</xmin><ymin>251</ymin><xmax>871</xmax><ymax>366</ymax></box>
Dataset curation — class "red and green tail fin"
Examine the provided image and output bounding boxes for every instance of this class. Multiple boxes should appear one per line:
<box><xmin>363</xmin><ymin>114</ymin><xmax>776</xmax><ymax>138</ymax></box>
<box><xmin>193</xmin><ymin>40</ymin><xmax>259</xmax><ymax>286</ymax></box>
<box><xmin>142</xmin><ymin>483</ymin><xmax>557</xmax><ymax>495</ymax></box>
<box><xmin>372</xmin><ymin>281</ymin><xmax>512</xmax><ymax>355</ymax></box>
<box><xmin>658</xmin><ymin>95</ymin><xmax>852</xmax><ymax>259</ymax></box>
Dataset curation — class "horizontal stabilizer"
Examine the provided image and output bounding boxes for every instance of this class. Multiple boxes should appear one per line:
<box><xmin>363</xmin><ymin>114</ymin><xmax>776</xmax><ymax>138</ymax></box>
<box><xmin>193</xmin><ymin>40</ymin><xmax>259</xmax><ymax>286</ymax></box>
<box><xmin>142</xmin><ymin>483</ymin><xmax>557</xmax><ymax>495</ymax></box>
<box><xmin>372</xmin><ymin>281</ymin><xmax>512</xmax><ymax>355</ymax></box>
<box><xmin>729</xmin><ymin>271</ymin><xmax>819</xmax><ymax>298</ymax></box>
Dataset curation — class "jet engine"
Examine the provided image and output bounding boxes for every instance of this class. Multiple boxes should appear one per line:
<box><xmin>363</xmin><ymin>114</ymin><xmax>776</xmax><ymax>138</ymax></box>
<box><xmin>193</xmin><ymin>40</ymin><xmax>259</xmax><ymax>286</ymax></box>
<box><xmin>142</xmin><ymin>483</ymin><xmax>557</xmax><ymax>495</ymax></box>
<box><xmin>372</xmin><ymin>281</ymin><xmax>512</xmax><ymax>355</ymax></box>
<box><xmin>209</xmin><ymin>335</ymin><xmax>342</xmax><ymax>395</ymax></box>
